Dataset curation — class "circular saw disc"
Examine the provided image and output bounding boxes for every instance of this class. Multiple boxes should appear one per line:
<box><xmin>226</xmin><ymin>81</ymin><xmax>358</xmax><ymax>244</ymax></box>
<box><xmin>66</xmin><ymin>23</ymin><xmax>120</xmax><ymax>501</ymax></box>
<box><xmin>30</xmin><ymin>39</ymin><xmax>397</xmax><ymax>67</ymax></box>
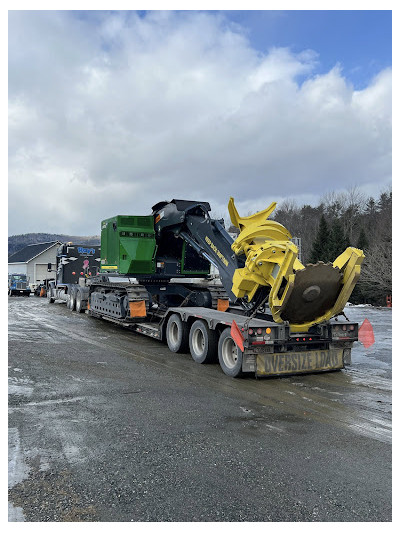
<box><xmin>280</xmin><ymin>263</ymin><xmax>343</xmax><ymax>324</ymax></box>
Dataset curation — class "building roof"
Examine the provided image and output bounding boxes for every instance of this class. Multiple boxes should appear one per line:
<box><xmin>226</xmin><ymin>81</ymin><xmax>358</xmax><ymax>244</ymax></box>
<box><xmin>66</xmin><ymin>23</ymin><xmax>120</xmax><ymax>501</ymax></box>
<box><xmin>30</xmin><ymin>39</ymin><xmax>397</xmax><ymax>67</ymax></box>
<box><xmin>8</xmin><ymin>241</ymin><xmax>61</xmax><ymax>264</ymax></box>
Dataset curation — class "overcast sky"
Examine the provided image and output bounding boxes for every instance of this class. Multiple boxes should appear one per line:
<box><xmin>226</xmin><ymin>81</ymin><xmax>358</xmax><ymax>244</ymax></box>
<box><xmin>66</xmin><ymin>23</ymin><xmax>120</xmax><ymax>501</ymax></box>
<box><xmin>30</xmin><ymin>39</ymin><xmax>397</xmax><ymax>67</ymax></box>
<box><xmin>8</xmin><ymin>9</ymin><xmax>392</xmax><ymax>236</ymax></box>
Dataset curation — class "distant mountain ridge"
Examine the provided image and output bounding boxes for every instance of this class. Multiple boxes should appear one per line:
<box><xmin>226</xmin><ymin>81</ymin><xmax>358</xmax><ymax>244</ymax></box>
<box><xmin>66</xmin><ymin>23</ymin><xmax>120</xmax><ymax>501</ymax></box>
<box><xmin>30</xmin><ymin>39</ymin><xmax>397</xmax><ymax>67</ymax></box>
<box><xmin>8</xmin><ymin>233</ymin><xmax>100</xmax><ymax>258</ymax></box>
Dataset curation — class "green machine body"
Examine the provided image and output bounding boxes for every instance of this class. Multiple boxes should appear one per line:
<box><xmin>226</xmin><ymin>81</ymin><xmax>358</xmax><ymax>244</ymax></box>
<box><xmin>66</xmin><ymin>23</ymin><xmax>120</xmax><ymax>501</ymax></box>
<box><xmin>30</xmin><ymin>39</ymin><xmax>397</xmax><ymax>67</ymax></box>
<box><xmin>100</xmin><ymin>215</ymin><xmax>156</xmax><ymax>275</ymax></box>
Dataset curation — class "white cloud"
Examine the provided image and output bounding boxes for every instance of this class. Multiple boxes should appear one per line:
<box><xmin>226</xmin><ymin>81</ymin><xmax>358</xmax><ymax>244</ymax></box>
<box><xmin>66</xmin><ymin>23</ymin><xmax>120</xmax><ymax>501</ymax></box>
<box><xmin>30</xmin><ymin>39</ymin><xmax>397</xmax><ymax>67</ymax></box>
<box><xmin>8</xmin><ymin>11</ymin><xmax>391</xmax><ymax>236</ymax></box>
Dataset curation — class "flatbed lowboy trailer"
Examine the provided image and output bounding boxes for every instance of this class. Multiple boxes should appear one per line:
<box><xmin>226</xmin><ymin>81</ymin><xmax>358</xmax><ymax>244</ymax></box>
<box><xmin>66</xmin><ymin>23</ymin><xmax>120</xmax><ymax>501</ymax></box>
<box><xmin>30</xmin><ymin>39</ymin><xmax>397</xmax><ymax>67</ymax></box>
<box><xmin>48</xmin><ymin>197</ymin><xmax>363</xmax><ymax>378</ymax></box>
<box><xmin>87</xmin><ymin>302</ymin><xmax>357</xmax><ymax>377</ymax></box>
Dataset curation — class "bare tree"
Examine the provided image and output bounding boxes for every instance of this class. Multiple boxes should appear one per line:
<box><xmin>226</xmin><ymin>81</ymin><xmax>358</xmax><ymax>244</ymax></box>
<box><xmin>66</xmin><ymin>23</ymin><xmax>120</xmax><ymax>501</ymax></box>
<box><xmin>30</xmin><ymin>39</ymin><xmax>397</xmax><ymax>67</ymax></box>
<box><xmin>341</xmin><ymin>186</ymin><xmax>367</xmax><ymax>244</ymax></box>
<box><xmin>320</xmin><ymin>190</ymin><xmax>347</xmax><ymax>220</ymax></box>
<box><xmin>358</xmin><ymin>240</ymin><xmax>392</xmax><ymax>297</ymax></box>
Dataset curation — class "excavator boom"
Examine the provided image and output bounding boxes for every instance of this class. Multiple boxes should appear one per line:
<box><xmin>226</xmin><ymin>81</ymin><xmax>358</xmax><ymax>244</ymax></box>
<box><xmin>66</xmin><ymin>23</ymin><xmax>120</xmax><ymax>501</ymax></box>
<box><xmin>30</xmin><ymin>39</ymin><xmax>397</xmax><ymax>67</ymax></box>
<box><xmin>149</xmin><ymin>197</ymin><xmax>365</xmax><ymax>332</ymax></box>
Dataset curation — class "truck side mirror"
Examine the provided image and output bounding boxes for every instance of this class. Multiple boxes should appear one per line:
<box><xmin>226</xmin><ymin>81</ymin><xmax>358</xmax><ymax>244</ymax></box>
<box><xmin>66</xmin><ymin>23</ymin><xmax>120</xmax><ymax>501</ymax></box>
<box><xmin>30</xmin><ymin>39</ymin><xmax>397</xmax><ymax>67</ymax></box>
<box><xmin>47</xmin><ymin>263</ymin><xmax>52</xmax><ymax>272</ymax></box>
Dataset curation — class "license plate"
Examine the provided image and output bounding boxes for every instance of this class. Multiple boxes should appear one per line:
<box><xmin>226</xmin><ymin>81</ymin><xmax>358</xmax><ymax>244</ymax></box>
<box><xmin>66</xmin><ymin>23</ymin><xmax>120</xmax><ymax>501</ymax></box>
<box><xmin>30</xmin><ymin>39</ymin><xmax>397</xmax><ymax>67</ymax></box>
<box><xmin>256</xmin><ymin>349</ymin><xmax>344</xmax><ymax>376</ymax></box>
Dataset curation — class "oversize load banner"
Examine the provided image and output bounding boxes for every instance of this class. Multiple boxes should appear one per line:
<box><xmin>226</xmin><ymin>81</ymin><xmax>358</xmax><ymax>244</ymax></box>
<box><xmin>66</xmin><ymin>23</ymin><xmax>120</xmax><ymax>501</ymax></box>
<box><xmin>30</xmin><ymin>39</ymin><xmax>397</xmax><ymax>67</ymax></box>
<box><xmin>256</xmin><ymin>349</ymin><xmax>344</xmax><ymax>376</ymax></box>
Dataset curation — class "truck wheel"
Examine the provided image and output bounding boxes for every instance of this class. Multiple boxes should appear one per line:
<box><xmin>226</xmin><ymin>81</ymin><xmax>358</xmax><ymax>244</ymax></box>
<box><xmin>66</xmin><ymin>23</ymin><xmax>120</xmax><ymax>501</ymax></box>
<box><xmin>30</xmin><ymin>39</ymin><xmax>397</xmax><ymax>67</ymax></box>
<box><xmin>218</xmin><ymin>328</ymin><xmax>244</xmax><ymax>378</ymax></box>
<box><xmin>68</xmin><ymin>291</ymin><xmax>76</xmax><ymax>311</ymax></box>
<box><xmin>75</xmin><ymin>290</ymin><xmax>84</xmax><ymax>313</ymax></box>
<box><xmin>47</xmin><ymin>289</ymin><xmax>55</xmax><ymax>304</ymax></box>
<box><xmin>189</xmin><ymin>320</ymin><xmax>218</xmax><ymax>364</ymax></box>
<box><xmin>166</xmin><ymin>313</ymin><xmax>189</xmax><ymax>353</ymax></box>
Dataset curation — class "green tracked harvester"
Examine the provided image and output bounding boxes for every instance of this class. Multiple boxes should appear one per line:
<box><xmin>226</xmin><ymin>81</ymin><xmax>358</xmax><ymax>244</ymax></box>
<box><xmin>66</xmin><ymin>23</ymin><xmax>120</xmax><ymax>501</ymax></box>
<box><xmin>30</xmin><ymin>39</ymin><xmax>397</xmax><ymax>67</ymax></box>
<box><xmin>100</xmin><ymin>215</ymin><xmax>157</xmax><ymax>275</ymax></box>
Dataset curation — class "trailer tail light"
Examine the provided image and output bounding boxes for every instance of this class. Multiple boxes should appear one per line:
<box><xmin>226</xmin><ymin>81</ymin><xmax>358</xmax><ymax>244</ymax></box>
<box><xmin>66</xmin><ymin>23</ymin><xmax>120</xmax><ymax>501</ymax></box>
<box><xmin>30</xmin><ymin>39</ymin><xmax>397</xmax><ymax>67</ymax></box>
<box><xmin>248</xmin><ymin>328</ymin><xmax>254</xmax><ymax>335</ymax></box>
<box><xmin>334</xmin><ymin>325</ymin><xmax>350</xmax><ymax>332</ymax></box>
<box><xmin>332</xmin><ymin>322</ymin><xmax>358</xmax><ymax>341</ymax></box>
<box><xmin>257</xmin><ymin>328</ymin><xmax>262</xmax><ymax>335</ymax></box>
<box><xmin>72</xmin><ymin>272</ymin><xmax>76</xmax><ymax>275</ymax></box>
<box><xmin>294</xmin><ymin>336</ymin><xmax>314</xmax><ymax>342</ymax></box>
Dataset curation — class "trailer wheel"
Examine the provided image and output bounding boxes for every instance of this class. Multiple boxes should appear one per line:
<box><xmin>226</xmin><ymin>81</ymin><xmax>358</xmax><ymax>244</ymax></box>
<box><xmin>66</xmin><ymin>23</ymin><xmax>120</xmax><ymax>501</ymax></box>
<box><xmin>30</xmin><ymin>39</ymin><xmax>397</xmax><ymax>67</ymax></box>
<box><xmin>75</xmin><ymin>290</ymin><xmax>84</xmax><ymax>313</ymax></box>
<box><xmin>189</xmin><ymin>320</ymin><xmax>218</xmax><ymax>364</ymax></box>
<box><xmin>166</xmin><ymin>313</ymin><xmax>189</xmax><ymax>353</ymax></box>
<box><xmin>67</xmin><ymin>290</ymin><xmax>76</xmax><ymax>311</ymax></box>
<box><xmin>218</xmin><ymin>328</ymin><xmax>244</xmax><ymax>378</ymax></box>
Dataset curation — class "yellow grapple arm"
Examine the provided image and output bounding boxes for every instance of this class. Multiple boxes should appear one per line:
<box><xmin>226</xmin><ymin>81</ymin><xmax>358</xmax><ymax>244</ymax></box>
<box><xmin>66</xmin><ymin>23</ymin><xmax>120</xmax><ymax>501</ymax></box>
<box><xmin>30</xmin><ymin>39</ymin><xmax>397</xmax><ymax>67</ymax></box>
<box><xmin>228</xmin><ymin>197</ymin><xmax>364</xmax><ymax>332</ymax></box>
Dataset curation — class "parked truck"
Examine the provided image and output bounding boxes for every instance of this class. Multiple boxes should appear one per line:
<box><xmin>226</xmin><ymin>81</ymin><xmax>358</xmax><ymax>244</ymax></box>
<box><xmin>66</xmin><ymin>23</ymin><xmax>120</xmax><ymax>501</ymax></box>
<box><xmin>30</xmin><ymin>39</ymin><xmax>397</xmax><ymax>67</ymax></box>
<box><xmin>47</xmin><ymin>198</ymin><xmax>365</xmax><ymax>378</ymax></box>
<box><xmin>47</xmin><ymin>243</ymin><xmax>101</xmax><ymax>309</ymax></box>
<box><xmin>8</xmin><ymin>274</ymin><xmax>31</xmax><ymax>296</ymax></box>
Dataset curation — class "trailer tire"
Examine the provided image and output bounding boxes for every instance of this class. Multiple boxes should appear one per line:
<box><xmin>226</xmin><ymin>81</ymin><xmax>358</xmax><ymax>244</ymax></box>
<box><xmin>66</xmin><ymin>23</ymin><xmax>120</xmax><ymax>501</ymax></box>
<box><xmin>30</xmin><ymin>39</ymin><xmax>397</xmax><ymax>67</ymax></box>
<box><xmin>75</xmin><ymin>290</ymin><xmax>84</xmax><ymax>313</ymax></box>
<box><xmin>189</xmin><ymin>320</ymin><xmax>218</xmax><ymax>364</ymax></box>
<box><xmin>166</xmin><ymin>313</ymin><xmax>189</xmax><ymax>353</ymax></box>
<box><xmin>218</xmin><ymin>328</ymin><xmax>244</xmax><ymax>378</ymax></box>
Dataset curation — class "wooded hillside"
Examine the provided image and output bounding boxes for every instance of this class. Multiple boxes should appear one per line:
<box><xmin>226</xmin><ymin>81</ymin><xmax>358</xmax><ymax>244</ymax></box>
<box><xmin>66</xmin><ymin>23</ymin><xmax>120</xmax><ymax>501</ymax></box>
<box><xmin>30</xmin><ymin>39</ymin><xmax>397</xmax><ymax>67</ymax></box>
<box><xmin>8</xmin><ymin>233</ymin><xmax>100</xmax><ymax>257</ymax></box>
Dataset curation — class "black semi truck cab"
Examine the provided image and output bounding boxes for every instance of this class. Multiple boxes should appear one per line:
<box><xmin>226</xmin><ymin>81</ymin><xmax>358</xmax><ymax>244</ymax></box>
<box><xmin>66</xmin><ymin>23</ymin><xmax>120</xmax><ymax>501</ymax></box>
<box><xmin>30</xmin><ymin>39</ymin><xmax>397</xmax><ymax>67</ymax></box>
<box><xmin>47</xmin><ymin>244</ymin><xmax>101</xmax><ymax>310</ymax></box>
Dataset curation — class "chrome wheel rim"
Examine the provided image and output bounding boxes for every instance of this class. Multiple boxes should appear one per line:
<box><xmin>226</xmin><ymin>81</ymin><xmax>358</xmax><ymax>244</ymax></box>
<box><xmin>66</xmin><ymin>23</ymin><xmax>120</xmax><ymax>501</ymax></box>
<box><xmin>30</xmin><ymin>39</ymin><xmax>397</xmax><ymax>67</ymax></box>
<box><xmin>170</xmin><ymin>321</ymin><xmax>179</xmax><ymax>344</ymax></box>
<box><xmin>221</xmin><ymin>337</ymin><xmax>238</xmax><ymax>369</ymax></box>
<box><xmin>192</xmin><ymin>328</ymin><xmax>205</xmax><ymax>356</ymax></box>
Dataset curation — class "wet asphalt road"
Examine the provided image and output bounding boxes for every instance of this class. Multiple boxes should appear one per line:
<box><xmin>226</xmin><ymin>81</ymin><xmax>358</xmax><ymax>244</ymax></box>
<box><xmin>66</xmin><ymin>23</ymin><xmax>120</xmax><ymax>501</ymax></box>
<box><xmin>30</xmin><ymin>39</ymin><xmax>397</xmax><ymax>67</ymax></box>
<box><xmin>8</xmin><ymin>297</ymin><xmax>392</xmax><ymax>522</ymax></box>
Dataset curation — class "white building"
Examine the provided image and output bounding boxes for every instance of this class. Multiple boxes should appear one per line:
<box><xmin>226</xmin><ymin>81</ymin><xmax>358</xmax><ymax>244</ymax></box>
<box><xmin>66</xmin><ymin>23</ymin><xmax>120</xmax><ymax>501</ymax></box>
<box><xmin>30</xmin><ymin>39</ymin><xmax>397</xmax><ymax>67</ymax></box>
<box><xmin>8</xmin><ymin>241</ymin><xmax>61</xmax><ymax>289</ymax></box>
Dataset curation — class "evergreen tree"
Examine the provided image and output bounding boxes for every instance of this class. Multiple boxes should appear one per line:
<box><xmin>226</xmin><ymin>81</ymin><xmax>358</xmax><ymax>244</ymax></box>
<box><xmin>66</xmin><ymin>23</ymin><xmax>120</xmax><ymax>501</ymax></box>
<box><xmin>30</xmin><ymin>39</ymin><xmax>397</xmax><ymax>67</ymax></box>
<box><xmin>328</xmin><ymin>219</ymin><xmax>349</xmax><ymax>260</ymax></box>
<box><xmin>365</xmin><ymin>197</ymin><xmax>377</xmax><ymax>217</ymax></box>
<box><xmin>357</xmin><ymin>228</ymin><xmax>369</xmax><ymax>251</ymax></box>
<box><xmin>378</xmin><ymin>190</ymin><xmax>392</xmax><ymax>213</ymax></box>
<box><xmin>310</xmin><ymin>215</ymin><xmax>331</xmax><ymax>263</ymax></box>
